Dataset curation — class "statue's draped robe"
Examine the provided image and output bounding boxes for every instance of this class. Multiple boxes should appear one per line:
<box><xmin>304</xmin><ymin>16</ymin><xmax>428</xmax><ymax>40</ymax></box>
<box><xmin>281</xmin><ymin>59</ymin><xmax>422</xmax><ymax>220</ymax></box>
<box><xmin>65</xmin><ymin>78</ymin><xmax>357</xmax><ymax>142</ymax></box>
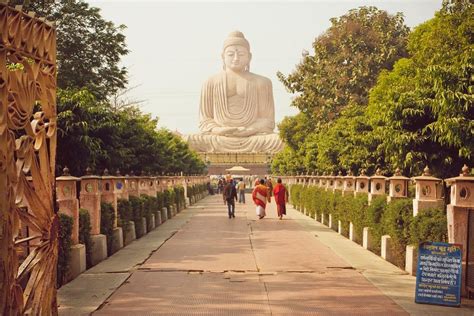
<box><xmin>185</xmin><ymin>71</ymin><xmax>283</xmax><ymax>153</ymax></box>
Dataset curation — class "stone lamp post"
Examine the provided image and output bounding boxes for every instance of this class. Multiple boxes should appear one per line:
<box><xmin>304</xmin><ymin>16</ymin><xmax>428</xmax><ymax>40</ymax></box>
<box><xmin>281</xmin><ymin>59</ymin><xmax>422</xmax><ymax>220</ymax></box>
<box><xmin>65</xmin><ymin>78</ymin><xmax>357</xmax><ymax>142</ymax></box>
<box><xmin>56</xmin><ymin>167</ymin><xmax>85</xmax><ymax>280</ymax></box>
<box><xmin>412</xmin><ymin>166</ymin><xmax>444</xmax><ymax>216</ymax></box>
<box><xmin>334</xmin><ymin>171</ymin><xmax>344</xmax><ymax>192</ymax></box>
<box><xmin>446</xmin><ymin>165</ymin><xmax>474</xmax><ymax>297</ymax></box>
<box><xmin>80</xmin><ymin>167</ymin><xmax>107</xmax><ymax>266</ymax></box>
<box><xmin>101</xmin><ymin>169</ymin><xmax>124</xmax><ymax>253</ymax></box>
<box><xmin>343</xmin><ymin>171</ymin><xmax>356</xmax><ymax>196</ymax></box>
<box><xmin>369</xmin><ymin>168</ymin><xmax>387</xmax><ymax>204</ymax></box>
<box><xmin>127</xmin><ymin>171</ymin><xmax>140</xmax><ymax>197</ymax></box>
<box><xmin>387</xmin><ymin>168</ymin><xmax>409</xmax><ymax>202</ymax></box>
<box><xmin>355</xmin><ymin>170</ymin><xmax>370</xmax><ymax>196</ymax></box>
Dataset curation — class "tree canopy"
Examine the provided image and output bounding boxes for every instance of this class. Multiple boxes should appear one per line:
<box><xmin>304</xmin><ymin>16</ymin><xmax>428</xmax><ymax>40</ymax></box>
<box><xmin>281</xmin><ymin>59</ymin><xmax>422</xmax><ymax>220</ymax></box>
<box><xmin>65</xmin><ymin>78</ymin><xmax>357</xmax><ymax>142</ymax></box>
<box><xmin>21</xmin><ymin>0</ymin><xmax>129</xmax><ymax>99</ymax></box>
<box><xmin>273</xmin><ymin>1</ymin><xmax>473</xmax><ymax>178</ymax></box>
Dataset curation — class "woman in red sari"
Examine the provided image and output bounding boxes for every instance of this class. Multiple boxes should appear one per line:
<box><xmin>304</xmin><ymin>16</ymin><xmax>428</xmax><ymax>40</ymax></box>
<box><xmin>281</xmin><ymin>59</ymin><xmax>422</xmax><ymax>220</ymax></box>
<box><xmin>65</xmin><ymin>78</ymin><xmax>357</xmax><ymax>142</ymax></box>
<box><xmin>273</xmin><ymin>178</ymin><xmax>289</xmax><ymax>220</ymax></box>
<box><xmin>252</xmin><ymin>179</ymin><xmax>270</xmax><ymax>219</ymax></box>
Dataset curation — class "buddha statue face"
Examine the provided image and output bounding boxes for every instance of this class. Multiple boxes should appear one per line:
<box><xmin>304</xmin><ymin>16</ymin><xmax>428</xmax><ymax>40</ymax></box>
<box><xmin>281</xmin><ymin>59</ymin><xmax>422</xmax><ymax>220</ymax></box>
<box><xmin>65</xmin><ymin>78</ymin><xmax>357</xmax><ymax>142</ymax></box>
<box><xmin>222</xmin><ymin>45</ymin><xmax>251</xmax><ymax>72</ymax></box>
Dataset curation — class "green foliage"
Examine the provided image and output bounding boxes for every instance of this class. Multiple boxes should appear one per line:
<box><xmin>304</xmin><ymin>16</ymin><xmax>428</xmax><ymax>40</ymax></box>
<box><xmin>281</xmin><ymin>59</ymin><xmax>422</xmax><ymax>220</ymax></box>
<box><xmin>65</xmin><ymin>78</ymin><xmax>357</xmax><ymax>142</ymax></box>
<box><xmin>382</xmin><ymin>198</ymin><xmax>413</xmax><ymax>267</ymax></box>
<box><xmin>141</xmin><ymin>195</ymin><xmax>158</xmax><ymax>231</ymax></box>
<box><xmin>78</xmin><ymin>209</ymin><xmax>93</xmax><ymax>268</ymax></box>
<box><xmin>57</xmin><ymin>213</ymin><xmax>73</xmax><ymax>287</ymax></box>
<box><xmin>100</xmin><ymin>202</ymin><xmax>116</xmax><ymax>256</ymax></box>
<box><xmin>55</xmin><ymin>89</ymin><xmax>205</xmax><ymax>176</ymax></box>
<box><xmin>129</xmin><ymin>196</ymin><xmax>145</xmax><ymax>238</ymax></box>
<box><xmin>410</xmin><ymin>208</ymin><xmax>448</xmax><ymax>245</ymax></box>
<box><xmin>156</xmin><ymin>192</ymin><xmax>164</xmax><ymax>211</ymax></box>
<box><xmin>278</xmin><ymin>6</ymin><xmax>408</xmax><ymax>123</ymax></box>
<box><xmin>366</xmin><ymin>1</ymin><xmax>473</xmax><ymax>177</ymax></box>
<box><xmin>22</xmin><ymin>0</ymin><xmax>129</xmax><ymax>99</ymax></box>
<box><xmin>117</xmin><ymin>198</ymin><xmax>133</xmax><ymax>242</ymax></box>
<box><xmin>365</xmin><ymin>195</ymin><xmax>387</xmax><ymax>253</ymax></box>
<box><xmin>174</xmin><ymin>186</ymin><xmax>186</xmax><ymax>211</ymax></box>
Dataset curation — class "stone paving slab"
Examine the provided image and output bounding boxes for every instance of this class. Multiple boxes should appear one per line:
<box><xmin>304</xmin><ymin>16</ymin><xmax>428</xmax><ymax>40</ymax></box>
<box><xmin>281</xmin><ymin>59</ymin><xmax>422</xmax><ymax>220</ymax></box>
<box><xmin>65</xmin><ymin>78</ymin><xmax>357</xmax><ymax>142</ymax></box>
<box><xmin>94</xmin><ymin>271</ymin><xmax>271</xmax><ymax>315</ymax></box>
<box><xmin>96</xmin><ymin>195</ymin><xmax>408</xmax><ymax>315</ymax></box>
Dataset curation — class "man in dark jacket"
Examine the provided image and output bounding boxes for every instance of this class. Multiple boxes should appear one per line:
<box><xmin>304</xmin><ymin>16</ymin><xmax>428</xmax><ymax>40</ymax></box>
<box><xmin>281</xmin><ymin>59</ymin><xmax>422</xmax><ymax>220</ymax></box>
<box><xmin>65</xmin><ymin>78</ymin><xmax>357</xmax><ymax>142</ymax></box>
<box><xmin>223</xmin><ymin>178</ymin><xmax>238</xmax><ymax>218</ymax></box>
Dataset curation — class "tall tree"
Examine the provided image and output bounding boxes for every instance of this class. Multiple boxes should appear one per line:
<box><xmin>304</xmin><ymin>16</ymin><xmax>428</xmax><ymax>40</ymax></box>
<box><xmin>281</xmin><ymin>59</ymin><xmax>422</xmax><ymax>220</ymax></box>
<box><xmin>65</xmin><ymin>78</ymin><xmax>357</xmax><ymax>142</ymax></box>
<box><xmin>367</xmin><ymin>0</ymin><xmax>473</xmax><ymax>177</ymax></box>
<box><xmin>278</xmin><ymin>6</ymin><xmax>409</xmax><ymax>123</ymax></box>
<box><xmin>22</xmin><ymin>0</ymin><xmax>129</xmax><ymax>99</ymax></box>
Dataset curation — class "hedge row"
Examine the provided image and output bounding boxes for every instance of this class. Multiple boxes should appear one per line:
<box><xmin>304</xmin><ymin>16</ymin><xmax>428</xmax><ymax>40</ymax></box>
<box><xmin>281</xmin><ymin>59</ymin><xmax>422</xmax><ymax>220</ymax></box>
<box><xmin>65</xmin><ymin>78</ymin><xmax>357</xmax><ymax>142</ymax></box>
<box><xmin>290</xmin><ymin>184</ymin><xmax>447</xmax><ymax>268</ymax></box>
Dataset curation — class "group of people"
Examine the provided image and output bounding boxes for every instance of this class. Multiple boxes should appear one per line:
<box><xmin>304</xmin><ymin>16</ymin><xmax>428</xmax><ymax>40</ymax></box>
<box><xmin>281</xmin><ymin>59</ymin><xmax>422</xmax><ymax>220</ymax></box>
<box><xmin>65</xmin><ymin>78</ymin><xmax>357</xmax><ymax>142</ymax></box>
<box><xmin>223</xmin><ymin>177</ymin><xmax>289</xmax><ymax>220</ymax></box>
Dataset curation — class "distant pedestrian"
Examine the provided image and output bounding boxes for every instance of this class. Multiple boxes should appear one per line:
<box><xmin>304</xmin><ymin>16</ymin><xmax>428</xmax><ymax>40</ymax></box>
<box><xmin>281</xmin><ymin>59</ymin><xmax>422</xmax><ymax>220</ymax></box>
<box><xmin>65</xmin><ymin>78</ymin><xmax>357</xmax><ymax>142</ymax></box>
<box><xmin>237</xmin><ymin>179</ymin><xmax>246</xmax><ymax>203</ymax></box>
<box><xmin>252</xmin><ymin>179</ymin><xmax>270</xmax><ymax>219</ymax></box>
<box><xmin>266</xmin><ymin>177</ymin><xmax>274</xmax><ymax>201</ymax></box>
<box><xmin>273</xmin><ymin>178</ymin><xmax>289</xmax><ymax>220</ymax></box>
<box><xmin>223</xmin><ymin>178</ymin><xmax>237</xmax><ymax>219</ymax></box>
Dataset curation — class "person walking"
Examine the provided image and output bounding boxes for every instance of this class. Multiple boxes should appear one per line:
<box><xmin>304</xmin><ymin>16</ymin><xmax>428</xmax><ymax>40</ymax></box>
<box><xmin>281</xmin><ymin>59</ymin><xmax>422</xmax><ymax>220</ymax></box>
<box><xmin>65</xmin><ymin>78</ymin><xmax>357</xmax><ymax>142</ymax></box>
<box><xmin>273</xmin><ymin>178</ymin><xmax>289</xmax><ymax>220</ymax></box>
<box><xmin>266</xmin><ymin>176</ymin><xmax>274</xmax><ymax>202</ymax></box>
<box><xmin>223</xmin><ymin>178</ymin><xmax>237</xmax><ymax>218</ymax></box>
<box><xmin>252</xmin><ymin>179</ymin><xmax>270</xmax><ymax>219</ymax></box>
<box><xmin>237</xmin><ymin>179</ymin><xmax>246</xmax><ymax>203</ymax></box>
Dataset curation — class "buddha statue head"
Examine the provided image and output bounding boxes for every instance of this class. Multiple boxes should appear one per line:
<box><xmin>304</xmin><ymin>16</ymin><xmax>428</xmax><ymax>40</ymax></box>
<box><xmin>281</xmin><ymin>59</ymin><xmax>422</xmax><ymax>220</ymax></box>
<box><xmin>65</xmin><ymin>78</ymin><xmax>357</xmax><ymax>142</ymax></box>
<box><xmin>222</xmin><ymin>31</ymin><xmax>252</xmax><ymax>72</ymax></box>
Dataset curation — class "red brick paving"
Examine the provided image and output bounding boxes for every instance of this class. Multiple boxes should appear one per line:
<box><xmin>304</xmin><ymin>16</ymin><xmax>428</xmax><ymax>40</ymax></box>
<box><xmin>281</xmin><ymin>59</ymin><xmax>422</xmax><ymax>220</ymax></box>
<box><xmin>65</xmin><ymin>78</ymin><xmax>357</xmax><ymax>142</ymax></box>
<box><xmin>94</xmin><ymin>195</ymin><xmax>407</xmax><ymax>315</ymax></box>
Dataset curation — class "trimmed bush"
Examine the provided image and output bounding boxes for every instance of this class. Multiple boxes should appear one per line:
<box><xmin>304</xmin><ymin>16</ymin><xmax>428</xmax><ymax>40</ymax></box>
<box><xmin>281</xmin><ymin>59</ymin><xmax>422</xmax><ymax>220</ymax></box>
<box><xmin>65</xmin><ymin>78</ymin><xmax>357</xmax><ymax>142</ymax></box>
<box><xmin>57</xmin><ymin>213</ymin><xmax>73</xmax><ymax>287</ymax></box>
<box><xmin>382</xmin><ymin>198</ymin><xmax>413</xmax><ymax>268</ymax></box>
<box><xmin>365</xmin><ymin>195</ymin><xmax>387</xmax><ymax>254</ymax></box>
<box><xmin>129</xmin><ymin>196</ymin><xmax>145</xmax><ymax>238</ymax></box>
<box><xmin>100</xmin><ymin>202</ymin><xmax>116</xmax><ymax>256</ymax></box>
<box><xmin>410</xmin><ymin>208</ymin><xmax>447</xmax><ymax>245</ymax></box>
<box><xmin>117</xmin><ymin>198</ymin><xmax>132</xmax><ymax>242</ymax></box>
<box><xmin>78</xmin><ymin>209</ymin><xmax>93</xmax><ymax>268</ymax></box>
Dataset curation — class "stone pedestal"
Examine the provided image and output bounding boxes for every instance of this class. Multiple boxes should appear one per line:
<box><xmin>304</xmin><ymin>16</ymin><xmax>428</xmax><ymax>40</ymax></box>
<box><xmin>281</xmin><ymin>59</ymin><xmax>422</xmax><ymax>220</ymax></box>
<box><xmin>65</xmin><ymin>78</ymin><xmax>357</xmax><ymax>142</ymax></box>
<box><xmin>141</xmin><ymin>217</ymin><xmax>147</xmax><ymax>235</ymax></box>
<box><xmin>338</xmin><ymin>220</ymin><xmax>342</xmax><ymax>235</ymax></box>
<box><xmin>412</xmin><ymin>167</ymin><xmax>444</xmax><ymax>216</ymax></box>
<box><xmin>320</xmin><ymin>213</ymin><xmax>324</xmax><ymax>225</ymax></box>
<box><xmin>161</xmin><ymin>207</ymin><xmax>168</xmax><ymax>222</ymax></box>
<box><xmin>148</xmin><ymin>214</ymin><xmax>156</xmax><ymax>232</ymax></box>
<box><xmin>328</xmin><ymin>214</ymin><xmax>333</xmax><ymax>230</ymax></box>
<box><xmin>111</xmin><ymin>227</ymin><xmax>123</xmax><ymax>254</ymax></box>
<box><xmin>155</xmin><ymin>211</ymin><xmax>162</xmax><ymax>227</ymax></box>
<box><xmin>101</xmin><ymin>172</ymin><xmax>121</xmax><ymax>228</ymax></box>
<box><xmin>67</xmin><ymin>244</ymin><xmax>86</xmax><ymax>281</ymax></box>
<box><xmin>405</xmin><ymin>245</ymin><xmax>418</xmax><ymax>276</ymax></box>
<box><xmin>90</xmin><ymin>234</ymin><xmax>107</xmax><ymax>266</ymax></box>
<box><xmin>349</xmin><ymin>222</ymin><xmax>360</xmax><ymax>244</ymax></box>
<box><xmin>363</xmin><ymin>227</ymin><xmax>373</xmax><ymax>251</ymax></box>
<box><xmin>124</xmin><ymin>221</ymin><xmax>136</xmax><ymax>245</ymax></box>
<box><xmin>381</xmin><ymin>235</ymin><xmax>394</xmax><ymax>264</ymax></box>
<box><xmin>167</xmin><ymin>207</ymin><xmax>172</xmax><ymax>220</ymax></box>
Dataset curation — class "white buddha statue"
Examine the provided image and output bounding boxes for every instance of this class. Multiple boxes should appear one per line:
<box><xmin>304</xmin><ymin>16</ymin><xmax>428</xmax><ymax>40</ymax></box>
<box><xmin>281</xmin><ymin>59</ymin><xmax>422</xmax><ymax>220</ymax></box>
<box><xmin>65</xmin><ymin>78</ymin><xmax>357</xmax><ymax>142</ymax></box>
<box><xmin>184</xmin><ymin>31</ymin><xmax>283</xmax><ymax>153</ymax></box>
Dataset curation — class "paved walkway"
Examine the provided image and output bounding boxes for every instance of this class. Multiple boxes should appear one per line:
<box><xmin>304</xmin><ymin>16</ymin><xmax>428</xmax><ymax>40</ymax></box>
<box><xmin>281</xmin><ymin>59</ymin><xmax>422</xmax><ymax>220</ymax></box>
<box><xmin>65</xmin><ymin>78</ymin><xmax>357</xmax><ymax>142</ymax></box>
<box><xmin>59</xmin><ymin>194</ymin><xmax>474</xmax><ymax>315</ymax></box>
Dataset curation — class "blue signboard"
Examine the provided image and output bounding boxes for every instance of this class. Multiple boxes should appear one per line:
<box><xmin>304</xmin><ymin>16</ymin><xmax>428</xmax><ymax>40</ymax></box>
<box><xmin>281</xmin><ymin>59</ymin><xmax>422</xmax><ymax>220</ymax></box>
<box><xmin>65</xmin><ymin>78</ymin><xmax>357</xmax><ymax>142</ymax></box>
<box><xmin>415</xmin><ymin>242</ymin><xmax>462</xmax><ymax>307</ymax></box>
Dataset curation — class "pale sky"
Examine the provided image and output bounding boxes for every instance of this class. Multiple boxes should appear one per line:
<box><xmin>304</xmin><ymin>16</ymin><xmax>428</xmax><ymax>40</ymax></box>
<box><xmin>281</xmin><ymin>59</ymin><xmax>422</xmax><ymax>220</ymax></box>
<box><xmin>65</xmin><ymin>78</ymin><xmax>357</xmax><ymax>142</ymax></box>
<box><xmin>89</xmin><ymin>0</ymin><xmax>441</xmax><ymax>134</ymax></box>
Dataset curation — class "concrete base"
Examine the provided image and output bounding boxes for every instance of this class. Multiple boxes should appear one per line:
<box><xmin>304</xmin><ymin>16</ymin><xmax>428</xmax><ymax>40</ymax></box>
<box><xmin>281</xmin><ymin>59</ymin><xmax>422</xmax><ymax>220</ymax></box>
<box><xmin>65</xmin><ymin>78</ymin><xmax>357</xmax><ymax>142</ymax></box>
<box><xmin>124</xmin><ymin>221</ymin><xmax>136</xmax><ymax>246</ymax></box>
<box><xmin>111</xmin><ymin>227</ymin><xmax>123</xmax><ymax>254</ymax></box>
<box><xmin>148</xmin><ymin>214</ymin><xmax>156</xmax><ymax>232</ymax></box>
<box><xmin>90</xmin><ymin>234</ymin><xmax>107</xmax><ymax>266</ymax></box>
<box><xmin>155</xmin><ymin>211</ymin><xmax>162</xmax><ymax>227</ymax></box>
<box><xmin>338</xmin><ymin>220</ymin><xmax>342</xmax><ymax>235</ymax></box>
<box><xmin>320</xmin><ymin>213</ymin><xmax>324</xmax><ymax>225</ymax></box>
<box><xmin>161</xmin><ymin>207</ymin><xmax>168</xmax><ymax>222</ymax></box>
<box><xmin>363</xmin><ymin>227</ymin><xmax>373</xmax><ymax>251</ymax></box>
<box><xmin>173</xmin><ymin>204</ymin><xmax>178</xmax><ymax>216</ymax></box>
<box><xmin>381</xmin><ymin>235</ymin><xmax>394</xmax><ymax>264</ymax></box>
<box><xmin>185</xmin><ymin>197</ymin><xmax>190</xmax><ymax>207</ymax></box>
<box><xmin>405</xmin><ymin>245</ymin><xmax>418</xmax><ymax>276</ymax></box>
<box><xmin>67</xmin><ymin>244</ymin><xmax>86</xmax><ymax>281</ymax></box>
<box><xmin>167</xmin><ymin>207</ymin><xmax>172</xmax><ymax>219</ymax></box>
<box><xmin>141</xmin><ymin>217</ymin><xmax>147</xmax><ymax>235</ymax></box>
<box><xmin>328</xmin><ymin>214</ymin><xmax>333</xmax><ymax>230</ymax></box>
<box><xmin>349</xmin><ymin>222</ymin><xmax>360</xmax><ymax>244</ymax></box>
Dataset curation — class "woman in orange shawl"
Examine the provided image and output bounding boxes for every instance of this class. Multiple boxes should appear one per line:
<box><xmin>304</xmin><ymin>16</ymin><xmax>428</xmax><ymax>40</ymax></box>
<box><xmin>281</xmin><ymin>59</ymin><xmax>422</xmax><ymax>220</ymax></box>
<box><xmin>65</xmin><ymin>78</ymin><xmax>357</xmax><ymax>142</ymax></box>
<box><xmin>273</xmin><ymin>178</ymin><xmax>289</xmax><ymax>220</ymax></box>
<box><xmin>252</xmin><ymin>179</ymin><xmax>270</xmax><ymax>219</ymax></box>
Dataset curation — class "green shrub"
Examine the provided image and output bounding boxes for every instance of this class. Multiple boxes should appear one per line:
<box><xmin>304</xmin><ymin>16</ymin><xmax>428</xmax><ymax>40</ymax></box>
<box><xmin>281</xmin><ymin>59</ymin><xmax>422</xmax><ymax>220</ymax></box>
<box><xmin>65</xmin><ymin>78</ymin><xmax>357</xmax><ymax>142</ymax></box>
<box><xmin>129</xmin><ymin>196</ymin><xmax>145</xmax><ymax>238</ymax></box>
<box><xmin>100</xmin><ymin>202</ymin><xmax>116</xmax><ymax>256</ymax></box>
<box><xmin>347</xmin><ymin>194</ymin><xmax>368</xmax><ymax>244</ymax></box>
<box><xmin>141</xmin><ymin>195</ymin><xmax>158</xmax><ymax>231</ymax></box>
<box><xmin>78</xmin><ymin>209</ymin><xmax>92</xmax><ymax>268</ymax></box>
<box><xmin>410</xmin><ymin>208</ymin><xmax>447</xmax><ymax>245</ymax></box>
<box><xmin>117</xmin><ymin>198</ymin><xmax>132</xmax><ymax>242</ymax></box>
<box><xmin>382</xmin><ymin>198</ymin><xmax>413</xmax><ymax>268</ymax></box>
<box><xmin>365</xmin><ymin>195</ymin><xmax>387</xmax><ymax>254</ymax></box>
<box><xmin>290</xmin><ymin>184</ymin><xmax>302</xmax><ymax>208</ymax></box>
<box><xmin>163</xmin><ymin>190</ymin><xmax>171</xmax><ymax>208</ymax></box>
<box><xmin>156</xmin><ymin>191</ymin><xmax>164</xmax><ymax>211</ymax></box>
<box><xmin>57</xmin><ymin>213</ymin><xmax>73</xmax><ymax>287</ymax></box>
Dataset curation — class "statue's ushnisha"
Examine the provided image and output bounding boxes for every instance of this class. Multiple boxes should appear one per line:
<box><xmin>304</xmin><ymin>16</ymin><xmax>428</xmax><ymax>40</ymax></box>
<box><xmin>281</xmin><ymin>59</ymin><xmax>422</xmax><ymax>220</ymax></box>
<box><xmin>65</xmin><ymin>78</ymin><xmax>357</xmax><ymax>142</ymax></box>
<box><xmin>184</xmin><ymin>31</ymin><xmax>283</xmax><ymax>153</ymax></box>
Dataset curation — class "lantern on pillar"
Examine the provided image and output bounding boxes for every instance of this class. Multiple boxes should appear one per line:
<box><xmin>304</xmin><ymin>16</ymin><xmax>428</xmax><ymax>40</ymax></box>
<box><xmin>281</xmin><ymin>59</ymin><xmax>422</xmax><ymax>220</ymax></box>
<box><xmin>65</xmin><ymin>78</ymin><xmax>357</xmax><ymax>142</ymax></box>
<box><xmin>412</xmin><ymin>166</ymin><xmax>444</xmax><ymax>216</ymax></box>
<box><xmin>369</xmin><ymin>168</ymin><xmax>387</xmax><ymax>204</ymax></box>
<box><xmin>355</xmin><ymin>170</ymin><xmax>369</xmax><ymax>196</ymax></box>
<box><xmin>388</xmin><ymin>168</ymin><xmax>409</xmax><ymax>202</ymax></box>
